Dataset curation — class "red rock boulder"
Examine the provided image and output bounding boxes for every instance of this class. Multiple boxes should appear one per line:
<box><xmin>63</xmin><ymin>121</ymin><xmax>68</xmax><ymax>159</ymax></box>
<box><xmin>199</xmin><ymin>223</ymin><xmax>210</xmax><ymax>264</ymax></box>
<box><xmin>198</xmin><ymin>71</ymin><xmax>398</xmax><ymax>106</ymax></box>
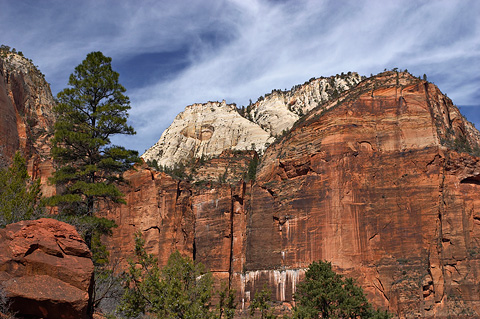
<box><xmin>0</xmin><ymin>218</ymin><xmax>94</xmax><ymax>319</ymax></box>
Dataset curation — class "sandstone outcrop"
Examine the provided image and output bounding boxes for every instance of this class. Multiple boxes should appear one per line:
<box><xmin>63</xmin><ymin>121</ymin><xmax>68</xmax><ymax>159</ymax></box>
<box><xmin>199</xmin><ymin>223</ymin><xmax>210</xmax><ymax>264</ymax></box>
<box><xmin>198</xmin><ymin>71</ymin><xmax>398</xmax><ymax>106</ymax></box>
<box><xmin>142</xmin><ymin>74</ymin><xmax>361</xmax><ymax>168</ymax></box>
<box><xmin>247</xmin><ymin>73</ymin><xmax>362</xmax><ymax>136</ymax></box>
<box><xmin>100</xmin><ymin>165</ymin><xmax>195</xmax><ymax>270</ymax></box>
<box><xmin>180</xmin><ymin>149</ymin><xmax>257</xmax><ymax>184</ymax></box>
<box><xmin>247</xmin><ymin>72</ymin><xmax>480</xmax><ymax>317</ymax></box>
<box><xmin>0</xmin><ymin>51</ymin><xmax>56</xmax><ymax>197</ymax></box>
<box><xmin>2</xmin><ymin>50</ymin><xmax>479</xmax><ymax>317</ymax></box>
<box><xmin>0</xmin><ymin>218</ymin><xmax>94</xmax><ymax>319</ymax></box>
<box><xmin>100</xmin><ymin>162</ymin><xmax>250</xmax><ymax>307</ymax></box>
<box><xmin>105</xmin><ymin>72</ymin><xmax>480</xmax><ymax>318</ymax></box>
<box><xmin>142</xmin><ymin>100</ymin><xmax>274</xmax><ymax>168</ymax></box>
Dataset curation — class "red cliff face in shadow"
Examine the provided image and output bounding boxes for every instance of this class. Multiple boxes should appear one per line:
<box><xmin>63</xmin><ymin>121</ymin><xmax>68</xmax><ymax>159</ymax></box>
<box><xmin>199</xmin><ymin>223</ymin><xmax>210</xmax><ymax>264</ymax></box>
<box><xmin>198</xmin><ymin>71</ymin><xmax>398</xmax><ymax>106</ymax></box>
<box><xmin>103</xmin><ymin>72</ymin><xmax>480</xmax><ymax>317</ymax></box>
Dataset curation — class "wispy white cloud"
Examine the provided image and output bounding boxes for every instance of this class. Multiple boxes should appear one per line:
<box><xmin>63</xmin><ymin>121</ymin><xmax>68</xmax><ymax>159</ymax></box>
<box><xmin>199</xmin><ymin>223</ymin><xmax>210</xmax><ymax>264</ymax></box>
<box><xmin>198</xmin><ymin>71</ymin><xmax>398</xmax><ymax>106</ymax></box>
<box><xmin>1</xmin><ymin>0</ymin><xmax>479</xmax><ymax>153</ymax></box>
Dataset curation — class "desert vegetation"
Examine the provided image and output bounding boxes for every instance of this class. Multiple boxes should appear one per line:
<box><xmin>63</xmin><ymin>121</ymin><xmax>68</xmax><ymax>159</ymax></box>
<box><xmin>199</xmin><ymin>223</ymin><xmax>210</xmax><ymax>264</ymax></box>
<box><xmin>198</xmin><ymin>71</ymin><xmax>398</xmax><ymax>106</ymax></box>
<box><xmin>113</xmin><ymin>233</ymin><xmax>391</xmax><ymax>318</ymax></box>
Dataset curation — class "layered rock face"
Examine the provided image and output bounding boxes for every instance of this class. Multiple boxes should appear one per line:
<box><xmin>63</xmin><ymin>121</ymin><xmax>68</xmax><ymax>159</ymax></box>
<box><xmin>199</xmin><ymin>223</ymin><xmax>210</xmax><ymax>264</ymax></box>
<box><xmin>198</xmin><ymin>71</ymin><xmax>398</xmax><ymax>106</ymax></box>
<box><xmin>247</xmin><ymin>73</ymin><xmax>362</xmax><ymax>136</ymax></box>
<box><xmin>100</xmin><ymin>163</ymin><xmax>251</xmax><ymax>305</ymax></box>
<box><xmin>142</xmin><ymin>73</ymin><xmax>361</xmax><ymax>168</ymax></box>
<box><xmin>0</xmin><ymin>52</ymin><xmax>56</xmax><ymax>197</ymax></box>
<box><xmin>3</xmin><ymin>50</ymin><xmax>478</xmax><ymax>317</ymax></box>
<box><xmin>100</xmin><ymin>166</ymin><xmax>195</xmax><ymax>270</ymax></box>
<box><xmin>248</xmin><ymin>72</ymin><xmax>480</xmax><ymax>317</ymax></box>
<box><xmin>106</xmin><ymin>72</ymin><xmax>480</xmax><ymax>318</ymax></box>
<box><xmin>0</xmin><ymin>218</ymin><xmax>94</xmax><ymax>319</ymax></box>
<box><xmin>142</xmin><ymin>100</ymin><xmax>274</xmax><ymax>168</ymax></box>
<box><xmin>184</xmin><ymin>149</ymin><xmax>257</xmax><ymax>184</ymax></box>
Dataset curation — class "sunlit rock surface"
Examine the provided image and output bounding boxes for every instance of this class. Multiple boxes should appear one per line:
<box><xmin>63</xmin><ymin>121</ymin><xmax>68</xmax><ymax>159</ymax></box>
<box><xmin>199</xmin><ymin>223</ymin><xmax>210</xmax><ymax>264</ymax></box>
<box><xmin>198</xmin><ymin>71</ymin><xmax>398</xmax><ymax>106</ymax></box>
<box><xmin>142</xmin><ymin>100</ymin><xmax>274</xmax><ymax>168</ymax></box>
<box><xmin>0</xmin><ymin>52</ymin><xmax>55</xmax><ymax>197</ymax></box>
<box><xmin>106</xmin><ymin>72</ymin><xmax>480</xmax><ymax>317</ymax></box>
<box><xmin>142</xmin><ymin>73</ymin><xmax>362</xmax><ymax>168</ymax></box>
<box><xmin>0</xmin><ymin>218</ymin><xmax>93</xmax><ymax>319</ymax></box>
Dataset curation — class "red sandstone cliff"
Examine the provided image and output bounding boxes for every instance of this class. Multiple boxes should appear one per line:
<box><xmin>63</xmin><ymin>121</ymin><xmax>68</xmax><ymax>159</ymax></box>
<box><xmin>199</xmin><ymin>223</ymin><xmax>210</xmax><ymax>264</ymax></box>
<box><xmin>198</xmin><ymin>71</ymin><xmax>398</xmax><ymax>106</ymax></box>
<box><xmin>0</xmin><ymin>51</ymin><xmax>56</xmax><ymax>197</ymax></box>
<box><xmin>104</xmin><ymin>72</ymin><xmax>480</xmax><ymax>318</ymax></box>
<box><xmin>248</xmin><ymin>72</ymin><xmax>480</xmax><ymax>317</ymax></box>
<box><xmin>2</xmin><ymin>52</ymin><xmax>480</xmax><ymax>318</ymax></box>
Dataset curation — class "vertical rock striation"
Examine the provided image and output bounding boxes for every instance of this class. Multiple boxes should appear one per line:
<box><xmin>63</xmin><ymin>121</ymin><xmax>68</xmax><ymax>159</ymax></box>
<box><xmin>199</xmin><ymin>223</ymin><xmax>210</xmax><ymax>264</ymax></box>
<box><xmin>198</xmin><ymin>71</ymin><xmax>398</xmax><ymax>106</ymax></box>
<box><xmin>248</xmin><ymin>72</ymin><xmax>480</xmax><ymax>317</ymax></box>
<box><xmin>3</xmin><ymin>53</ymin><xmax>477</xmax><ymax>317</ymax></box>
<box><xmin>106</xmin><ymin>72</ymin><xmax>480</xmax><ymax>318</ymax></box>
<box><xmin>0</xmin><ymin>51</ymin><xmax>56</xmax><ymax>196</ymax></box>
<box><xmin>100</xmin><ymin>166</ymin><xmax>195</xmax><ymax>269</ymax></box>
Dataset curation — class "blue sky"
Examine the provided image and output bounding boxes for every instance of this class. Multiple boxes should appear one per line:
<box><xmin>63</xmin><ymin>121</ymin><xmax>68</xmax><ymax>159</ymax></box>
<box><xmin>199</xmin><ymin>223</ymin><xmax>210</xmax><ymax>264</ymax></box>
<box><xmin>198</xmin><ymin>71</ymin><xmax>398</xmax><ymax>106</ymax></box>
<box><xmin>1</xmin><ymin>0</ymin><xmax>479</xmax><ymax>154</ymax></box>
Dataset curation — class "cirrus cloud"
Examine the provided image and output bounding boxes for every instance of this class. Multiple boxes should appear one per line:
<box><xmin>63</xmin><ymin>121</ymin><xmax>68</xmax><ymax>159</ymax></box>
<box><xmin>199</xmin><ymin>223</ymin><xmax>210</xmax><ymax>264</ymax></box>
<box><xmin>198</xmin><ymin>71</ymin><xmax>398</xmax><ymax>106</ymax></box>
<box><xmin>1</xmin><ymin>0</ymin><xmax>479</xmax><ymax>153</ymax></box>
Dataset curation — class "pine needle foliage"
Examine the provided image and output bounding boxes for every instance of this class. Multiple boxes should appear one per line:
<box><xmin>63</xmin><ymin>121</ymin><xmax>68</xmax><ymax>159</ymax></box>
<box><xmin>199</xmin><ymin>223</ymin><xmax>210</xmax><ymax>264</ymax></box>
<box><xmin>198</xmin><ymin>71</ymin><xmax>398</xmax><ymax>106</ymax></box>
<box><xmin>121</xmin><ymin>233</ymin><xmax>215</xmax><ymax>319</ymax></box>
<box><xmin>217</xmin><ymin>283</ymin><xmax>237</xmax><ymax>319</ymax></box>
<box><xmin>249</xmin><ymin>286</ymin><xmax>276</xmax><ymax>319</ymax></box>
<box><xmin>293</xmin><ymin>261</ymin><xmax>391</xmax><ymax>319</ymax></box>
<box><xmin>246</xmin><ymin>154</ymin><xmax>259</xmax><ymax>182</ymax></box>
<box><xmin>0</xmin><ymin>151</ymin><xmax>43</xmax><ymax>227</ymax></box>
<box><xmin>48</xmin><ymin>52</ymin><xmax>138</xmax><ymax>242</ymax></box>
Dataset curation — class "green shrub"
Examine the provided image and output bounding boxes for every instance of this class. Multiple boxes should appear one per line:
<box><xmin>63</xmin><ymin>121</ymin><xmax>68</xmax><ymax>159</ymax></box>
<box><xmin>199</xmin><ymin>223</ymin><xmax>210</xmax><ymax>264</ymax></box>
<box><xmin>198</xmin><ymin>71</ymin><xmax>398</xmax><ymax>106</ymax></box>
<box><xmin>0</xmin><ymin>151</ymin><xmax>43</xmax><ymax>227</ymax></box>
<box><xmin>246</xmin><ymin>155</ymin><xmax>259</xmax><ymax>182</ymax></box>
<box><xmin>120</xmin><ymin>233</ymin><xmax>236</xmax><ymax>319</ymax></box>
<box><xmin>293</xmin><ymin>261</ymin><xmax>391</xmax><ymax>319</ymax></box>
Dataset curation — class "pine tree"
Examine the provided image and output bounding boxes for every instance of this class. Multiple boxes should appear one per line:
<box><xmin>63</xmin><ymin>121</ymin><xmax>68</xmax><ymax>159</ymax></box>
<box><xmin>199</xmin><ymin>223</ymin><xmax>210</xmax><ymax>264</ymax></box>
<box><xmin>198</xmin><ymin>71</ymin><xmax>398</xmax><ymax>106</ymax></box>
<box><xmin>293</xmin><ymin>261</ymin><xmax>391</xmax><ymax>319</ymax></box>
<box><xmin>0</xmin><ymin>151</ymin><xmax>42</xmax><ymax>227</ymax></box>
<box><xmin>121</xmin><ymin>233</ymin><xmax>215</xmax><ymax>319</ymax></box>
<box><xmin>217</xmin><ymin>284</ymin><xmax>237</xmax><ymax>319</ymax></box>
<box><xmin>246</xmin><ymin>154</ymin><xmax>259</xmax><ymax>181</ymax></box>
<box><xmin>249</xmin><ymin>286</ymin><xmax>276</xmax><ymax>319</ymax></box>
<box><xmin>49</xmin><ymin>51</ymin><xmax>138</xmax><ymax>244</ymax></box>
